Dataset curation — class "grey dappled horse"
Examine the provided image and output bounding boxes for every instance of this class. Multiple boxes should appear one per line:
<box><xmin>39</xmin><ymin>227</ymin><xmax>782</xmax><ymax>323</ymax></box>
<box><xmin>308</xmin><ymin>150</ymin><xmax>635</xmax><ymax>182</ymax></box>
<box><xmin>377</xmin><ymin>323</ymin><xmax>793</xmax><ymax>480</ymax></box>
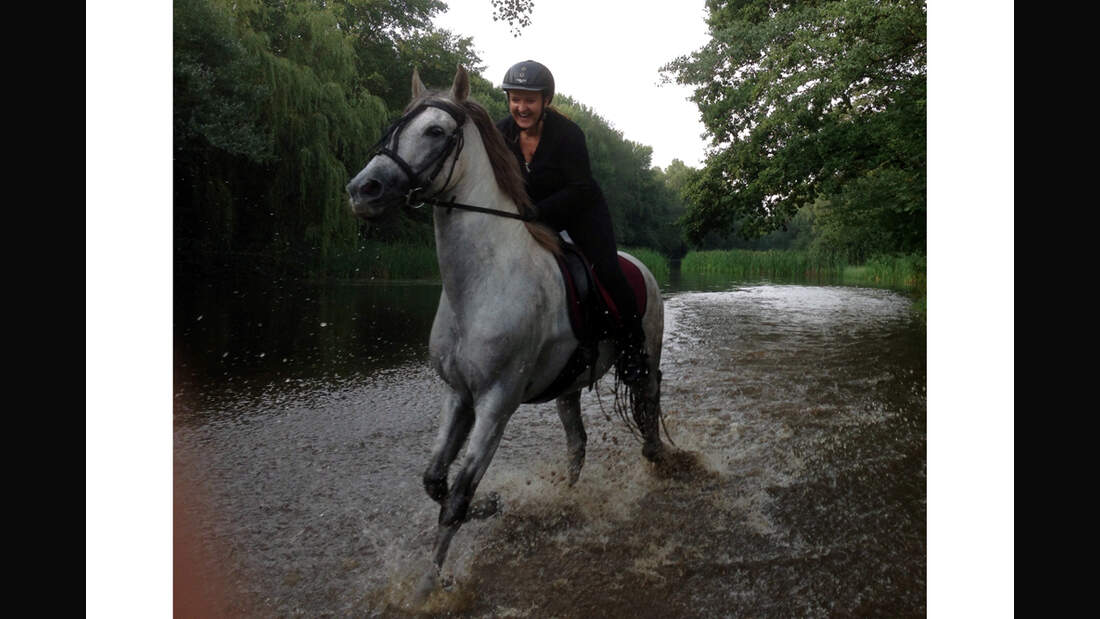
<box><xmin>346</xmin><ymin>66</ymin><xmax>667</xmax><ymax>594</ymax></box>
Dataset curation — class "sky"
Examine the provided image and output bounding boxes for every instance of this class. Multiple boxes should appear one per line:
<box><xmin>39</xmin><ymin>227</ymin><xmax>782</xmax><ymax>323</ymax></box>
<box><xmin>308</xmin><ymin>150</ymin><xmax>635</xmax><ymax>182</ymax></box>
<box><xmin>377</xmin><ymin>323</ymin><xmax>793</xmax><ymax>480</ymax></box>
<box><xmin>86</xmin><ymin>2</ymin><xmax>1012</xmax><ymax>615</ymax></box>
<box><xmin>432</xmin><ymin>0</ymin><xmax>712</xmax><ymax>170</ymax></box>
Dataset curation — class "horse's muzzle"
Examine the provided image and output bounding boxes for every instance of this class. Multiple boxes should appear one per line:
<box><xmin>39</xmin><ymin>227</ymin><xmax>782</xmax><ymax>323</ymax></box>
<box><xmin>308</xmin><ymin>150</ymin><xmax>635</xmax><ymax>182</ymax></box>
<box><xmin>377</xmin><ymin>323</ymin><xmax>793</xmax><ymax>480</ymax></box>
<box><xmin>347</xmin><ymin>166</ymin><xmax>404</xmax><ymax>220</ymax></box>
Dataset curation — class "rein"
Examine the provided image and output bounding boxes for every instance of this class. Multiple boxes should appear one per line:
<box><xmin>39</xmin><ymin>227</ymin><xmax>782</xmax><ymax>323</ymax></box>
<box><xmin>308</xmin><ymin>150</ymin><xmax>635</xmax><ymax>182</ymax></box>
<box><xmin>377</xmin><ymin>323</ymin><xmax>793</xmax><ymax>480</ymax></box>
<box><xmin>371</xmin><ymin>99</ymin><xmax>536</xmax><ymax>223</ymax></box>
<box><xmin>410</xmin><ymin>195</ymin><xmax>536</xmax><ymax>221</ymax></box>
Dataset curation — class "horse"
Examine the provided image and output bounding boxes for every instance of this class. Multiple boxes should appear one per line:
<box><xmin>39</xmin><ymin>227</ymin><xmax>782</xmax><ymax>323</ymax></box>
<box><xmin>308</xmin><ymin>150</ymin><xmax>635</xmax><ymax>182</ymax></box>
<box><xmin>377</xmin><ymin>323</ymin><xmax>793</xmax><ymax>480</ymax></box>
<box><xmin>346</xmin><ymin>66</ymin><xmax>668</xmax><ymax>593</ymax></box>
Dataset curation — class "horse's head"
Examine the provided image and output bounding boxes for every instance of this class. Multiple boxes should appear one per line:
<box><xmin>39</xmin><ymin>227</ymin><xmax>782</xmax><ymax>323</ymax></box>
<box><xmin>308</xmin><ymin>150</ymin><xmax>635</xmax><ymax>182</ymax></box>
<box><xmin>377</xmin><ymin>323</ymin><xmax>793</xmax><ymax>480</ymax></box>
<box><xmin>346</xmin><ymin>67</ymin><xmax>472</xmax><ymax>220</ymax></box>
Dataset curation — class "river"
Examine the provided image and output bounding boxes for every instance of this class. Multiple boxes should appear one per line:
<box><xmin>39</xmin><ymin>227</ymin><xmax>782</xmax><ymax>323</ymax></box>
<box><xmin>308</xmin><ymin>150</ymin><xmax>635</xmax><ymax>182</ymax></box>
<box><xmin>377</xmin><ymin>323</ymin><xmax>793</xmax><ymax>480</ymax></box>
<box><xmin>173</xmin><ymin>270</ymin><xmax>926</xmax><ymax>617</ymax></box>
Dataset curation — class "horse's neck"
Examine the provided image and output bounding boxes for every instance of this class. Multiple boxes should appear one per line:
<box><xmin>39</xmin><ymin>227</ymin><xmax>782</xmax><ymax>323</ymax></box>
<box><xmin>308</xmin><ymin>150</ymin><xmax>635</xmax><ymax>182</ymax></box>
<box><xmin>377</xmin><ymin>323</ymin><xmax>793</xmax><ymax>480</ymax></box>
<box><xmin>433</xmin><ymin>129</ymin><xmax>541</xmax><ymax>311</ymax></box>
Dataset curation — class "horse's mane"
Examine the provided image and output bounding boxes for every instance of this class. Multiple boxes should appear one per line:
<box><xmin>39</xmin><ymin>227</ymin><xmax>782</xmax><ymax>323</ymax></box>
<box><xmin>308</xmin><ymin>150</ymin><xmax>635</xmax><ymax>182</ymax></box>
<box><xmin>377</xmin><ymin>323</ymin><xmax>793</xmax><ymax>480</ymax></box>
<box><xmin>407</xmin><ymin>92</ymin><xmax>562</xmax><ymax>256</ymax></box>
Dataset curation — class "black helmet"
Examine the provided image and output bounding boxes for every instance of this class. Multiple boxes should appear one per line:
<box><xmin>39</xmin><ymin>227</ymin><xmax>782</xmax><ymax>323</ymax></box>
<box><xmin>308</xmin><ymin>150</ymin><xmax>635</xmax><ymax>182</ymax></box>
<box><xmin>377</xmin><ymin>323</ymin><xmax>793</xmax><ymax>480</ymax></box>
<box><xmin>501</xmin><ymin>60</ymin><xmax>555</xmax><ymax>104</ymax></box>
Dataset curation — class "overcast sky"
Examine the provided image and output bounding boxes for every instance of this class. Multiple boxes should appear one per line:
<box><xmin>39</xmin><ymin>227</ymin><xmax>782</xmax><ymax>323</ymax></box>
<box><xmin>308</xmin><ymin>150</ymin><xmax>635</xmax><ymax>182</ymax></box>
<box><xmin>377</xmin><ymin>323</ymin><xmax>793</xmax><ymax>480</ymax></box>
<box><xmin>432</xmin><ymin>0</ymin><xmax>712</xmax><ymax>170</ymax></box>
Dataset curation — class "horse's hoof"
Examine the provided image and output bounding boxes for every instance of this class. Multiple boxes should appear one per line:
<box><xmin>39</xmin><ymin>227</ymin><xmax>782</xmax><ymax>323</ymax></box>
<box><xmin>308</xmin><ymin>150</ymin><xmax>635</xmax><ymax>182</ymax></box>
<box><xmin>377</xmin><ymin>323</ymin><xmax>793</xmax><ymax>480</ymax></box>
<box><xmin>642</xmin><ymin>442</ymin><xmax>664</xmax><ymax>463</ymax></box>
<box><xmin>466</xmin><ymin>491</ymin><xmax>500</xmax><ymax>520</ymax></box>
<box><xmin>412</xmin><ymin>568</ymin><xmax>438</xmax><ymax>604</ymax></box>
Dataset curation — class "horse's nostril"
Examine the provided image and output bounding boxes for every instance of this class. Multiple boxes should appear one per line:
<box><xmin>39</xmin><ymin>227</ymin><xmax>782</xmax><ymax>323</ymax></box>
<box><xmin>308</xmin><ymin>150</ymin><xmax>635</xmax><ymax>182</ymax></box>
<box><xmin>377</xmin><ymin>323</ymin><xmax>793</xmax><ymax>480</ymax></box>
<box><xmin>360</xmin><ymin>179</ymin><xmax>383</xmax><ymax>200</ymax></box>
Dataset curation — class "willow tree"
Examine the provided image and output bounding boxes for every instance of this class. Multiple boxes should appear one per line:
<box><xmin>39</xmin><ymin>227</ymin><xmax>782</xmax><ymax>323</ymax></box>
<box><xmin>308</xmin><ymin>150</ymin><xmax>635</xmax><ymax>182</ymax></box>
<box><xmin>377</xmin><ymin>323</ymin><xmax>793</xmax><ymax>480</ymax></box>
<box><xmin>663</xmin><ymin>0</ymin><xmax>926</xmax><ymax>260</ymax></box>
<box><xmin>176</xmin><ymin>0</ymin><xmax>390</xmax><ymax>275</ymax></box>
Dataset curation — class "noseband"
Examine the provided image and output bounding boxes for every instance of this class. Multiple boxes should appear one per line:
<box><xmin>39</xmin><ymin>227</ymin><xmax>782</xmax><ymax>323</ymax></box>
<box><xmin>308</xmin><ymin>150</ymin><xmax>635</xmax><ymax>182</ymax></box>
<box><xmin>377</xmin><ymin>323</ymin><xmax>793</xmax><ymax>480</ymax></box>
<box><xmin>368</xmin><ymin>99</ymin><xmax>536</xmax><ymax>222</ymax></box>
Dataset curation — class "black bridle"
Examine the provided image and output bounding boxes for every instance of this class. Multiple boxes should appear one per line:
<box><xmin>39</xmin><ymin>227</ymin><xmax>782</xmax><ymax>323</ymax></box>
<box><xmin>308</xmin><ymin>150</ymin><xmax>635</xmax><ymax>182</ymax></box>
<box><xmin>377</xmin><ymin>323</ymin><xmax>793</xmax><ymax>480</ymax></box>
<box><xmin>369</xmin><ymin>99</ymin><xmax>535</xmax><ymax>222</ymax></box>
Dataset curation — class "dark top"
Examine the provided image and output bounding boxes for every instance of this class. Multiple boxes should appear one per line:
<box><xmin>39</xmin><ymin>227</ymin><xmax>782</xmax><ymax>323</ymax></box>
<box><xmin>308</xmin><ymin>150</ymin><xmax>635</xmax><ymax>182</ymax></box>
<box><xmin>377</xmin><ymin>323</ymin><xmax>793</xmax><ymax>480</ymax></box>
<box><xmin>496</xmin><ymin>109</ymin><xmax>605</xmax><ymax>232</ymax></box>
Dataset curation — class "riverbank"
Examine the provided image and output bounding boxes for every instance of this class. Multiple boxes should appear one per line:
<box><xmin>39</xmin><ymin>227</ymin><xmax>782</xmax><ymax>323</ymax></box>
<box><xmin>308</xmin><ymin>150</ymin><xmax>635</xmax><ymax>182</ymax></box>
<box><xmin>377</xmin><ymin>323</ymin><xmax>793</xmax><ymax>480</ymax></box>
<box><xmin>678</xmin><ymin>249</ymin><xmax>926</xmax><ymax>324</ymax></box>
<box><xmin>317</xmin><ymin>243</ymin><xmax>926</xmax><ymax>324</ymax></box>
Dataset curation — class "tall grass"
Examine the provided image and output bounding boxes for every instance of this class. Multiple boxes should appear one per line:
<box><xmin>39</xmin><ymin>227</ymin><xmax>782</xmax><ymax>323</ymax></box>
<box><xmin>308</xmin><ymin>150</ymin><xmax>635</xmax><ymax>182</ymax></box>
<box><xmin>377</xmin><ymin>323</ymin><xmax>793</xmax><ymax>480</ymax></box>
<box><xmin>842</xmin><ymin>254</ymin><xmax>926</xmax><ymax>293</ymax></box>
<box><xmin>679</xmin><ymin>248</ymin><xmax>927</xmax><ymax>324</ymax></box>
<box><xmin>679</xmin><ymin>249</ymin><xmax>845</xmax><ymax>281</ymax></box>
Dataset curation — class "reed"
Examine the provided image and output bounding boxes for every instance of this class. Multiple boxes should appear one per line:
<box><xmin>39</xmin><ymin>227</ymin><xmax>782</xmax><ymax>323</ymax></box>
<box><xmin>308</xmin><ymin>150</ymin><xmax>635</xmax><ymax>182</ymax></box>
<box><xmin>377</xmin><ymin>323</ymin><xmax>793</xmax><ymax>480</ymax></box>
<box><xmin>679</xmin><ymin>249</ymin><xmax>845</xmax><ymax>281</ymax></box>
<box><xmin>679</xmin><ymin>248</ymin><xmax>926</xmax><ymax>324</ymax></box>
<box><xmin>841</xmin><ymin>254</ymin><xmax>926</xmax><ymax>293</ymax></box>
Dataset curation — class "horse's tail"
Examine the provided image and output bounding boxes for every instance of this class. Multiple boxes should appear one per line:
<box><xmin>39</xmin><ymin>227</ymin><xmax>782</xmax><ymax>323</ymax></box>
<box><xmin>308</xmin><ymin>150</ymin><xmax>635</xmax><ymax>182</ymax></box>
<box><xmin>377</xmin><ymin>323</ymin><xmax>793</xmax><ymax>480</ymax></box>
<box><xmin>610</xmin><ymin>367</ymin><xmax>671</xmax><ymax>447</ymax></box>
<box><xmin>608</xmin><ymin>257</ymin><xmax>672</xmax><ymax>447</ymax></box>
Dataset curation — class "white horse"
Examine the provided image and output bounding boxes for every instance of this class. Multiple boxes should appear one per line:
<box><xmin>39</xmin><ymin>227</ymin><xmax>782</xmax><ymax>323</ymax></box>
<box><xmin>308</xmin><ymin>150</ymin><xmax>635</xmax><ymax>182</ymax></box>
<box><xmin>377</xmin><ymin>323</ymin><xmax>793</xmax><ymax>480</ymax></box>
<box><xmin>346</xmin><ymin>66</ymin><xmax>668</xmax><ymax>591</ymax></box>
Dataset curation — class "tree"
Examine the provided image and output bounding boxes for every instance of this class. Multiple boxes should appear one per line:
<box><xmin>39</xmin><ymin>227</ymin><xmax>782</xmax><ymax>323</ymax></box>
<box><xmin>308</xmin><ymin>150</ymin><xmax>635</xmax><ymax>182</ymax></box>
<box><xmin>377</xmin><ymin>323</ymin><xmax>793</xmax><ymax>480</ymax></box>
<box><xmin>174</xmin><ymin>0</ymin><xmax>391</xmax><ymax>275</ymax></box>
<box><xmin>490</xmin><ymin>0</ymin><xmax>535</xmax><ymax>37</ymax></box>
<box><xmin>662</xmin><ymin>0</ymin><xmax>926</xmax><ymax>258</ymax></box>
<box><xmin>328</xmin><ymin>0</ymin><xmax>449</xmax><ymax>110</ymax></box>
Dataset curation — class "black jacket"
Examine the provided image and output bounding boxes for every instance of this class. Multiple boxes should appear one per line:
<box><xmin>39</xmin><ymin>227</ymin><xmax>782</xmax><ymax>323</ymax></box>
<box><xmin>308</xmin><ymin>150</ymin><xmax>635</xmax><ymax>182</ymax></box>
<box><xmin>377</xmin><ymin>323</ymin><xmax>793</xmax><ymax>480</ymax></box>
<box><xmin>496</xmin><ymin>109</ymin><xmax>606</xmax><ymax>232</ymax></box>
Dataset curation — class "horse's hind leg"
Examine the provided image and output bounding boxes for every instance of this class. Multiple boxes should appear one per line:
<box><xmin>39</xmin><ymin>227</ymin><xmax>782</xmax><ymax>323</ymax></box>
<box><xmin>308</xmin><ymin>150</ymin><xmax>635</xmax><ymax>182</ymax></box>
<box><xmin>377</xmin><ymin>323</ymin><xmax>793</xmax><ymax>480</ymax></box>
<box><xmin>423</xmin><ymin>388</ymin><xmax>474</xmax><ymax>504</ymax></box>
<box><xmin>638</xmin><ymin>368</ymin><xmax>665</xmax><ymax>462</ymax></box>
<box><xmin>555</xmin><ymin>390</ymin><xmax>586</xmax><ymax>486</ymax></box>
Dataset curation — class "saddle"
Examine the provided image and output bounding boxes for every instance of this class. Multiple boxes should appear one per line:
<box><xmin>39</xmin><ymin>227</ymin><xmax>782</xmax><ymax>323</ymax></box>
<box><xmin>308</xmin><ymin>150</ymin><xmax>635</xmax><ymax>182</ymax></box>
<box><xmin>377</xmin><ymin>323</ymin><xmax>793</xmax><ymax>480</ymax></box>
<box><xmin>524</xmin><ymin>241</ymin><xmax>648</xmax><ymax>404</ymax></box>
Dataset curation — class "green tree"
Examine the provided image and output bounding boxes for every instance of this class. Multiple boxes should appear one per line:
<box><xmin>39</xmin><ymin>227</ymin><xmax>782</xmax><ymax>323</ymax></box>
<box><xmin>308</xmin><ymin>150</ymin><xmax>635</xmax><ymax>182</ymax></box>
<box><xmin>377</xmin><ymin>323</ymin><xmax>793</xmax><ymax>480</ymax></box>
<box><xmin>661</xmin><ymin>159</ymin><xmax>697</xmax><ymax>196</ymax></box>
<box><xmin>174</xmin><ymin>0</ymin><xmax>390</xmax><ymax>275</ymax></box>
<box><xmin>490</xmin><ymin>0</ymin><xmax>536</xmax><ymax>37</ymax></box>
<box><xmin>662</xmin><ymin>0</ymin><xmax>926</xmax><ymax>258</ymax></box>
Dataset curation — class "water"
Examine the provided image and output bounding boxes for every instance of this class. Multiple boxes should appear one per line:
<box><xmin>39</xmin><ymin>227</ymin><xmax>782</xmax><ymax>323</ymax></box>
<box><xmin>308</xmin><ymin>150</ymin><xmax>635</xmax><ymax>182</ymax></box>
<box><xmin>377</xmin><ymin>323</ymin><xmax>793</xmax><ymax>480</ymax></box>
<box><xmin>174</xmin><ymin>274</ymin><xmax>925</xmax><ymax>617</ymax></box>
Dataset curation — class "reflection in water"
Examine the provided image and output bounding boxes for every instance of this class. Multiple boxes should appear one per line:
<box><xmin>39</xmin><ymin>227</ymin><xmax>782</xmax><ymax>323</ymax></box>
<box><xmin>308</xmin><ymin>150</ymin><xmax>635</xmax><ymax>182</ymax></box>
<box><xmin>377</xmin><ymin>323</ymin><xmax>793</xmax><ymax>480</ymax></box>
<box><xmin>174</xmin><ymin>277</ymin><xmax>441</xmax><ymax>423</ymax></box>
<box><xmin>174</xmin><ymin>277</ymin><xmax>925</xmax><ymax>617</ymax></box>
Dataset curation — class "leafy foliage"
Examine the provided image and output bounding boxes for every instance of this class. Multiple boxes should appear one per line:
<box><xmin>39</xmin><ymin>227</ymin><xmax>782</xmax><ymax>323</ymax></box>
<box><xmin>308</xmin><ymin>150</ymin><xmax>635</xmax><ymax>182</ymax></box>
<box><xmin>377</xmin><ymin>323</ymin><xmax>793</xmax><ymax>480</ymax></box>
<box><xmin>174</xmin><ymin>0</ymin><xmax>691</xmax><ymax>279</ymax></box>
<box><xmin>175</xmin><ymin>0</ymin><xmax>397</xmax><ymax>276</ymax></box>
<box><xmin>490</xmin><ymin>0</ymin><xmax>535</xmax><ymax>37</ymax></box>
<box><xmin>662</xmin><ymin>0</ymin><xmax>926</xmax><ymax>259</ymax></box>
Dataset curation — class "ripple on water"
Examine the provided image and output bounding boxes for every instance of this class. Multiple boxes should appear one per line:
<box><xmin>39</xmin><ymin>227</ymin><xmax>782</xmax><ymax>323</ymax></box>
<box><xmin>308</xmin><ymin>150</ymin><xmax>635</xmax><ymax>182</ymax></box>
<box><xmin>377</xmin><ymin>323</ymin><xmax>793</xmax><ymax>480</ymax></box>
<box><xmin>175</xmin><ymin>283</ymin><xmax>925</xmax><ymax>617</ymax></box>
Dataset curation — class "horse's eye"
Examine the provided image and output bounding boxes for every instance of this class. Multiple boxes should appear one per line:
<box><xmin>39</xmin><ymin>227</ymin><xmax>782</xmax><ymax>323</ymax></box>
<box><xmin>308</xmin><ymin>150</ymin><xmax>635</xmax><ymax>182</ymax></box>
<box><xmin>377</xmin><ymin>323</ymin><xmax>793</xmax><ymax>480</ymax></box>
<box><xmin>426</xmin><ymin>126</ymin><xmax>445</xmax><ymax>138</ymax></box>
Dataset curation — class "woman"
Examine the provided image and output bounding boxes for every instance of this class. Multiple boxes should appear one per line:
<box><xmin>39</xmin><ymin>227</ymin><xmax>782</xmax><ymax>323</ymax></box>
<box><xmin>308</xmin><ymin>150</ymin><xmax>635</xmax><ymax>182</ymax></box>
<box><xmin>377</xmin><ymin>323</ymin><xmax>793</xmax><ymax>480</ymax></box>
<box><xmin>495</xmin><ymin>59</ymin><xmax>648</xmax><ymax>386</ymax></box>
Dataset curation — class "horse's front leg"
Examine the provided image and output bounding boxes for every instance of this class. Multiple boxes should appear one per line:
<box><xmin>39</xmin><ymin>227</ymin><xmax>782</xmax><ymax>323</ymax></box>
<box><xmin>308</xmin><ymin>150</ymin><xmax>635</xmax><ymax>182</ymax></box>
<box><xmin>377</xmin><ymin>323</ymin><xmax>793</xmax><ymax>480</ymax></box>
<box><xmin>423</xmin><ymin>388</ymin><xmax>474</xmax><ymax>504</ymax></box>
<box><xmin>431</xmin><ymin>388</ymin><xmax>518</xmax><ymax>571</ymax></box>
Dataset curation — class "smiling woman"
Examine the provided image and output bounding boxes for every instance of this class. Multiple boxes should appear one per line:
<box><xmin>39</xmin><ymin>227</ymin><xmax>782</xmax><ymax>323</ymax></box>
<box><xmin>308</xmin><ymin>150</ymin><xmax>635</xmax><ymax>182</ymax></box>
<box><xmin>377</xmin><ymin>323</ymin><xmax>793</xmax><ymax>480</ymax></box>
<box><xmin>432</xmin><ymin>0</ymin><xmax>709</xmax><ymax>169</ymax></box>
<box><xmin>506</xmin><ymin>90</ymin><xmax>546</xmax><ymax>165</ymax></box>
<box><xmin>495</xmin><ymin>59</ymin><xmax>651</xmax><ymax>386</ymax></box>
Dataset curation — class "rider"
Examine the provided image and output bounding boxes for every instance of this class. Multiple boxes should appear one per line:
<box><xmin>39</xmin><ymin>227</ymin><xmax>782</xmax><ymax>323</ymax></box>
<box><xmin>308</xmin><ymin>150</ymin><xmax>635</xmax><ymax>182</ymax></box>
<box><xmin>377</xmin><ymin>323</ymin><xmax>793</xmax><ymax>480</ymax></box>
<box><xmin>495</xmin><ymin>59</ymin><xmax>649</xmax><ymax>386</ymax></box>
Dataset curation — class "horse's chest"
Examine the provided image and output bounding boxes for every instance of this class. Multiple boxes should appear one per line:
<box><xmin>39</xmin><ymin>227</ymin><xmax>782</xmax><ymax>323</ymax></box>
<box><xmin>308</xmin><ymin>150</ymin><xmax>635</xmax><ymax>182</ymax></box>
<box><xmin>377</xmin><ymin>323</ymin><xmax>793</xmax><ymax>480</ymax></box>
<box><xmin>430</xmin><ymin>310</ymin><xmax>566</xmax><ymax>392</ymax></box>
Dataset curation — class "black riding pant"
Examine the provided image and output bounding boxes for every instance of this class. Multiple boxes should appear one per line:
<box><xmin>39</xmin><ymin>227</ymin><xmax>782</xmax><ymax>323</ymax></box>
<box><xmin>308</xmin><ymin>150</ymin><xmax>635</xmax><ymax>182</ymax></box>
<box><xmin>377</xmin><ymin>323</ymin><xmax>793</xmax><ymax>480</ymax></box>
<box><xmin>555</xmin><ymin>203</ymin><xmax>641</xmax><ymax>328</ymax></box>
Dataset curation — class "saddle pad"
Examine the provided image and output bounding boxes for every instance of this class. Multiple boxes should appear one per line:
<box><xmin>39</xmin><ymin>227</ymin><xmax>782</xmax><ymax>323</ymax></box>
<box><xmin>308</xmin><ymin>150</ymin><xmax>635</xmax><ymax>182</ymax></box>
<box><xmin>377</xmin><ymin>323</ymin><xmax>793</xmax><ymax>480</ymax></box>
<box><xmin>525</xmin><ymin>249</ymin><xmax>649</xmax><ymax>404</ymax></box>
<box><xmin>599</xmin><ymin>254</ymin><xmax>648</xmax><ymax>323</ymax></box>
<box><xmin>553</xmin><ymin>247</ymin><xmax>649</xmax><ymax>339</ymax></box>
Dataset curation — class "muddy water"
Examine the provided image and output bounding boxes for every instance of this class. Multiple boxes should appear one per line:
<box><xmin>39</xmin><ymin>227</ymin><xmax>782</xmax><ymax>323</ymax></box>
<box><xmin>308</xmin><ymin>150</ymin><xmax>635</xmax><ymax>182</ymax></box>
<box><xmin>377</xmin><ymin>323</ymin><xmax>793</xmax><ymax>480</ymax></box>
<box><xmin>174</xmin><ymin>277</ymin><xmax>925</xmax><ymax>617</ymax></box>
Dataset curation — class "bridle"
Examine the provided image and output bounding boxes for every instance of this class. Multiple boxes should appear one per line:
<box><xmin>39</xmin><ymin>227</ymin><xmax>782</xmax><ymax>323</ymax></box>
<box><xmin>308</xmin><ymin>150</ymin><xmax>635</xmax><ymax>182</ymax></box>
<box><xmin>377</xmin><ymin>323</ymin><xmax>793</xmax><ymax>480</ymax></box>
<box><xmin>368</xmin><ymin>99</ymin><xmax>535</xmax><ymax>222</ymax></box>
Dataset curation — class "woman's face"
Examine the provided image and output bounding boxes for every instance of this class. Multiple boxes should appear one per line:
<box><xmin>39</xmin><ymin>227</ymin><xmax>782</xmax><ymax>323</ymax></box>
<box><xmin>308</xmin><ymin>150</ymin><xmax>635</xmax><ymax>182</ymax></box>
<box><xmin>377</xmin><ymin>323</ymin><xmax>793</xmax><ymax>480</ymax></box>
<box><xmin>507</xmin><ymin>90</ymin><xmax>546</xmax><ymax>131</ymax></box>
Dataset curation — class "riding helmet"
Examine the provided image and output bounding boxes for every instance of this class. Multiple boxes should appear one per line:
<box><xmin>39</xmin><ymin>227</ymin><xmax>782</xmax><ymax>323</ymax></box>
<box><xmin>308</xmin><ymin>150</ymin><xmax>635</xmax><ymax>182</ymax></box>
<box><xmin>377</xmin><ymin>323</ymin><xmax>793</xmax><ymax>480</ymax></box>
<box><xmin>501</xmin><ymin>60</ymin><xmax>555</xmax><ymax>104</ymax></box>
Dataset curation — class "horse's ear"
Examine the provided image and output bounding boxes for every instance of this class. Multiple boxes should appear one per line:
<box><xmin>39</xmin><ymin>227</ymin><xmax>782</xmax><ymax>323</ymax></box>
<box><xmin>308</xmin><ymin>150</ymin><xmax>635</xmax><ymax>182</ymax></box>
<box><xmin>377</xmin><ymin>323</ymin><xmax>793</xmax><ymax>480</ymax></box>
<box><xmin>411</xmin><ymin>68</ymin><xmax>427</xmax><ymax>100</ymax></box>
<box><xmin>451</xmin><ymin>65</ymin><xmax>470</xmax><ymax>102</ymax></box>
